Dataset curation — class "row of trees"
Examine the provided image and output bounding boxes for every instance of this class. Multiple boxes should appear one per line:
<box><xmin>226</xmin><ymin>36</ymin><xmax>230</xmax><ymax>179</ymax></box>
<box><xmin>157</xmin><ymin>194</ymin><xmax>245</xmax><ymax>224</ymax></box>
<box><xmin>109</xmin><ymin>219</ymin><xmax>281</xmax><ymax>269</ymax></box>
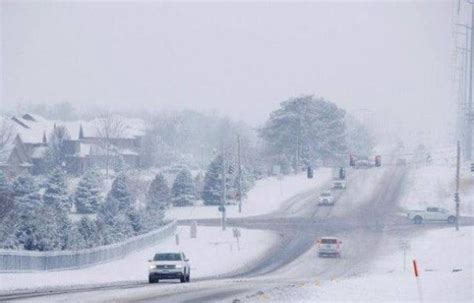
<box><xmin>0</xmin><ymin>169</ymin><xmax>166</xmax><ymax>251</ymax></box>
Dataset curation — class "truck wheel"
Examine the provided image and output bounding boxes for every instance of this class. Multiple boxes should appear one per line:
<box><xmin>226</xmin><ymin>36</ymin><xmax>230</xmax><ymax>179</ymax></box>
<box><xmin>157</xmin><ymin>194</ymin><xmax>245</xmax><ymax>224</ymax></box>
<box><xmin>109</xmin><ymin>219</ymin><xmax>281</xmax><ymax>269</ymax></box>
<box><xmin>414</xmin><ymin>216</ymin><xmax>422</xmax><ymax>224</ymax></box>
<box><xmin>186</xmin><ymin>273</ymin><xmax>191</xmax><ymax>282</ymax></box>
<box><xmin>180</xmin><ymin>275</ymin><xmax>186</xmax><ymax>283</ymax></box>
<box><xmin>448</xmin><ymin>216</ymin><xmax>456</xmax><ymax>224</ymax></box>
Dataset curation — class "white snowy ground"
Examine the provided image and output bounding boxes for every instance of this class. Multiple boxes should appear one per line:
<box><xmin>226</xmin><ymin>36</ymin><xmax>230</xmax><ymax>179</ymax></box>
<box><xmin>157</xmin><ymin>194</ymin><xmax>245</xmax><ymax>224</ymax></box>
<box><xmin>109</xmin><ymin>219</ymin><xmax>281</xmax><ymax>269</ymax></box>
<box><xmin>242</xmin><ymin>162</ymin><xmax>474</xmax><ymax>302</ymax></box>
<box><xmin>399</xmin><ymin>163</ymin><xmax>474</xmax><ymax>216</ymax></box>
<box><xmin>0</xmin><ymin>226</ymin><xmax>277</xmax><ymax>292</ymax></box>
<box><xmin>167</xmin><ymin>168</ymin><xmax>332</xmax><ymax>220</ymax></box>
<box><xmin>244</xmin><ymin>227</ymin><xmax>474</xmax><ymax>303</ymax></box>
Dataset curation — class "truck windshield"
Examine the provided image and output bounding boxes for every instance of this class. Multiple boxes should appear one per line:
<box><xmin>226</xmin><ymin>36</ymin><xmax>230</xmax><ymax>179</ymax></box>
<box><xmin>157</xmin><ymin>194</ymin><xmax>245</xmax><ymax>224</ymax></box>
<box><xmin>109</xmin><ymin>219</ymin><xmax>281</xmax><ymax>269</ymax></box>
<box><xmin>321</xmin><ymin>193</ymin><xmax>331</xmax><ymax>197</ymax></box>
<box><xmin>154</xmin><ymin>253</ymin><xmax>182</xmax><ymax>261</ymax></box>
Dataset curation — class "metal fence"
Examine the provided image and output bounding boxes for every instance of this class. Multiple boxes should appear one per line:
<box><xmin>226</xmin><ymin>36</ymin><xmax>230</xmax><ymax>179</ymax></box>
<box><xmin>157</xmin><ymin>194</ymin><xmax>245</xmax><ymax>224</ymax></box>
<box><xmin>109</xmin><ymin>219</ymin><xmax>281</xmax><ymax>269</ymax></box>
<box><xmin>0</xmin><ymin>221</ymin><xmax>177</xmax><ymax>272</ymax></box>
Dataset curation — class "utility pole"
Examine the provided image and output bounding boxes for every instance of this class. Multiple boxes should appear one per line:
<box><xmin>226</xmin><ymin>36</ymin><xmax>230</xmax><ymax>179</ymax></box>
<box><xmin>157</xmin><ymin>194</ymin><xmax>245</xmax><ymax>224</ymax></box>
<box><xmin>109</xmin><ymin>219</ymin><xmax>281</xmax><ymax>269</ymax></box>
<box><xmin>468</xmin><ymin>4</ymin><xmax>474</xmax><ymax>160</ymax></box>
<box><xmin>456</xmin><ymin>141</ymin><xmax>461</xmax><ymax>231</ymax></box>
<box><xmin>221</xmin><ymin>143</ymin><xmax>227</xmax><ymax>231</ymax></box>
<box><xmin>237</xmin><ymin>135</ymin><xmax>243</xmax><ymax>213</ymax></box>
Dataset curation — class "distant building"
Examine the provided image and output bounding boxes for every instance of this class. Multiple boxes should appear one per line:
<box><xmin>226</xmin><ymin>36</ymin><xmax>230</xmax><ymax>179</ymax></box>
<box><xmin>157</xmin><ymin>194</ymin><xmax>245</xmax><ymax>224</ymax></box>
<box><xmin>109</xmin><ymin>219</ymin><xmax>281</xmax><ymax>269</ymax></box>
<box><xmin>0</xmin><ymin>114</ymin><xmax>145</xmax><ymax>177</ymax></box>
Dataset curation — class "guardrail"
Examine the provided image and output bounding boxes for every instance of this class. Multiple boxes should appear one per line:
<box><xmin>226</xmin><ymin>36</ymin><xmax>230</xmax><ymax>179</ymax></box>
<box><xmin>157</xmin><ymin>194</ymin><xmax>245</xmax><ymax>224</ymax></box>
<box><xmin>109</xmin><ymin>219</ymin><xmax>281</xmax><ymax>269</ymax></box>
<box><xmin>0</xmin><ymin>221</ymin><xmax>177</xmax><ymax>272</ymax></box>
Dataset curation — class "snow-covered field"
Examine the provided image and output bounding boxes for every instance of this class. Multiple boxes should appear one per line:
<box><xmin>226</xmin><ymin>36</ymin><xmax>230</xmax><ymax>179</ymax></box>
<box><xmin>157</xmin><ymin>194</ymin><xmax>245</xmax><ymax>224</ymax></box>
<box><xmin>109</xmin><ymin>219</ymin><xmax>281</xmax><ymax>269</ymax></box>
<box><xmin>0</xmin><ymin>226</ymin><xmax>277</xmax><ymax>292</ymax></box>
<box><xmin>245</xmin><ymin>227</ymin><xmax>474</xmax><ymax>303</ymax></box>
<box><xmin>167</xmin><ymin>168</ymin><xmax>332</xmax><ymax>220</ymax></box>
<box><xmin>399</xmin><ymin>163</ymin><xmax>474</xmax><ymax>216</ymax></box>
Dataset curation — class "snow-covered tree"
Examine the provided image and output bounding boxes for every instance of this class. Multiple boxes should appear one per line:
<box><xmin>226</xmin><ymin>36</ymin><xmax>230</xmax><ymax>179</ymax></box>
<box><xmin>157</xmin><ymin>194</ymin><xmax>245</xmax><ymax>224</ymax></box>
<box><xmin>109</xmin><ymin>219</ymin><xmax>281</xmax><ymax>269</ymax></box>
<box><xmin>0</xmin><ymin>169</ymin><xmax>13</xmax><ymax>220</ymax></box>
<box><xmin>171</xmin><ymin>168</ymin><xmax>195</xmax><ymax>206</ymax></box>
<box><xmin>11</xmin><ymin>175</ymin><xmax>44</xmax><ymax>250</ymax></box>
<box><xmin>202</xmin><ymin>155</ymin><xmax>232</xmax><ymax>205</ymax></box>
<box><xmin>45</xmin><ymin>125</ymin><xmax>71</xmax><ymax>169</ymax></box>
<box><xmin>43</xmin><ymin>168</ymin><xmax>70</xmax><ymax>212</ymax></box>
<box><xmin>74</xmin><ymin>170</ymin><xmax>101</xmax><ymax>213</ymax></box>
<box><xmin>96</xmin><ymin>197</ymin><xmax>134</xmax><ymax>244</ymax></box>
<box><xmin>0</xmin><ymin>169</ymin><xmax>9</xmax><ymax>193</ymax></box>
<box><xmin>76</xmin><ymin>217</ymin><xmax>100</xmax><ymax>248</ymax></box>
<box><xmin>260</xmin><ymin>95</ymin><xmax>347</xmax><ymax>171</ymax></box>
<box><xmin>106</xmin><ymin>173</ymin><xmax>133</xmax><ymax>211</ymax></box>
<box><xmin>146</xmin><ymin>173</ymin><xmax>170</xmax><ymax>210</ymax></box>
<box><xmin>232</xmin><ymin>166</ymin><xmax>255</xmax><ymax>201</ymax></box>
<box><xmin>345</xmin><ymin>115</ymin><xmax>375</xmax><ymax>157</ymax></box>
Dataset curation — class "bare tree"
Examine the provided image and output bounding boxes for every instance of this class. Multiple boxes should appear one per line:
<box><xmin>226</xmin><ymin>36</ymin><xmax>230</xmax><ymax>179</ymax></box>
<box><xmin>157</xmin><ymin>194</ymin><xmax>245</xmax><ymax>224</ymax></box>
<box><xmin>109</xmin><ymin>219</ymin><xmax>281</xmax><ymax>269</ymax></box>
<box><xmin>0</xmin><ymin>118</ymin><xmax>15</xmax><ymax>151</ymax></box>
<box><xmin>47</xmin><ymin>125</ymin><xmax>71</xmax><ymax>169</ymax></box>
<box><xmin>95</xmin><ymin>112</ymin><xmax>127</xmax><ymax>178</ymax></box>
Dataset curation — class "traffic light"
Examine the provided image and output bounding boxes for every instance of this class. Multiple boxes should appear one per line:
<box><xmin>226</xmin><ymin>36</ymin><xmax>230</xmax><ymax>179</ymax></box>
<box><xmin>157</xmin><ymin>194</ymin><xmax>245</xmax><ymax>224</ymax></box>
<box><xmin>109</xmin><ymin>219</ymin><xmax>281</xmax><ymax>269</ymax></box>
<box><xmin>339</xmin><ymin>167</ymin><xmax>346</xmax><ymax>179</ymax></box>
<box><xmin>307</xmin><ymin>166</ymin><xmax>313</xmax><ymax>179</ymax></box>
<box><xmin>228</xmin><ymin>165</ymin><xmax>234</xmax><ymax>174</ymax></box>
<box><xmin>375</xmin><ymin>155</ymin><xmax>381</xmax><ymax>167</ymax></box>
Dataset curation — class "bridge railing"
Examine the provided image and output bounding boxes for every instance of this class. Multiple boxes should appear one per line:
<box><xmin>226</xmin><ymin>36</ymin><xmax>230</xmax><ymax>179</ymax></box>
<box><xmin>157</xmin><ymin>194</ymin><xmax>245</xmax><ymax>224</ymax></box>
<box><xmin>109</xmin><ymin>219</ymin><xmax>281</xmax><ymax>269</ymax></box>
<box><xmin>0</xmin><ymin>221</ymin><xmax>177</xmax><ymax>272</ymax></box>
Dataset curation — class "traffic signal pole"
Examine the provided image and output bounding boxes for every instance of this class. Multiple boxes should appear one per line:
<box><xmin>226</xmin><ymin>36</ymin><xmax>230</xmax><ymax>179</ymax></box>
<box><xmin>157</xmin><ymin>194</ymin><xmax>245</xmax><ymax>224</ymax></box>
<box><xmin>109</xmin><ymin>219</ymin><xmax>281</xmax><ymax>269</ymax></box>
<box><xmin>237</xmin><ymin>135</ymin><xmax>242</xmax><ymax>213</ymax></box>
<box><xmin>221</xmin><ymin>143</ymin><xmax>227</xmax><ymax>231</ymax></box>
<box><xmin>456</xmin><ymin>141</ymin><xmax>461</xmax><ymax>231</ymax></box>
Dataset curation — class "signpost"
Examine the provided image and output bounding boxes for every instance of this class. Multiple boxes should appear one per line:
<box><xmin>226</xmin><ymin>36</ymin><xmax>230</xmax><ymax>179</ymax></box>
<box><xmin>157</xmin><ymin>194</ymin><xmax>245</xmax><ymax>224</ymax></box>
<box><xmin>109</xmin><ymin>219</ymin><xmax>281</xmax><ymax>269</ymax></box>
<box><xmin>233</xmin><ymin>228</ymin><xmax>241</xmax><ymax>251</ymax></box>
<box><xmin>399</xmin><ymin>239</ymin><xmax>411</xmax><ymax>271</ymax></box>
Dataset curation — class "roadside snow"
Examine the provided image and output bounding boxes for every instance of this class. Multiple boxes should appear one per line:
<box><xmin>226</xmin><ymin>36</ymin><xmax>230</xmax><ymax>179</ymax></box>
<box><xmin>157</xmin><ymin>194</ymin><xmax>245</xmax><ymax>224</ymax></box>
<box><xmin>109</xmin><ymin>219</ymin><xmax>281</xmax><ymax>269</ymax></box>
<box><xmin>244</xmin><ymin>227</ymin><xmax>474</xmax><ymax>303</ymax></box>
<box><xmin>167</xmin><ymin>169</ymin><xmax>332</xmax><ymax>220</ymax></box>
<box><xmin>399</xmin><ymin>163</ymin><xmax>474</xmax><ymax>216</ymax></box>
<box><xmin>0</xmin><ymin>226</ymin><xmax>277</xmax><ymax>292</ymax></box>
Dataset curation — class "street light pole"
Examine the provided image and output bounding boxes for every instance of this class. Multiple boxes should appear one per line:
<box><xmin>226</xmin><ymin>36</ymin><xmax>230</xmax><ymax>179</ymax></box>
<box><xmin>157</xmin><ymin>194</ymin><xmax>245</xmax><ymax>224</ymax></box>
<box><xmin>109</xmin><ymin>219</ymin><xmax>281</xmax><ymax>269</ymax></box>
<box><xmin>468</xmin><ymin>4</ymin><xmax>474</xmax><ymax>160</ymax></box>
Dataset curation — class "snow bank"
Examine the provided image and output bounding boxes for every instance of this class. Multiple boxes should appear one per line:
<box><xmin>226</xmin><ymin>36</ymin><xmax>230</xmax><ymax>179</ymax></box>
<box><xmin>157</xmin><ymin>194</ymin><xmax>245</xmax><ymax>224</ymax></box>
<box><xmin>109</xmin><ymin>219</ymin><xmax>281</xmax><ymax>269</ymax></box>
<box><xmin>0</xmin><ymin>226</ymin><xmax>276</xmax><ymax>292</ymax></box>
<box><xmin>399</xmin><ymin>164</ymin><xmax>474</xmax><ymax>216</ymax></box>
<box><xmin>245</xmin><ymin>227</ymin><xmax>474</xmax><ymax>303</ymax></box>
<box><xmin>167</xmin><ymin>168</ymin><xmax>332</xmax><ymax>220</ymax></box>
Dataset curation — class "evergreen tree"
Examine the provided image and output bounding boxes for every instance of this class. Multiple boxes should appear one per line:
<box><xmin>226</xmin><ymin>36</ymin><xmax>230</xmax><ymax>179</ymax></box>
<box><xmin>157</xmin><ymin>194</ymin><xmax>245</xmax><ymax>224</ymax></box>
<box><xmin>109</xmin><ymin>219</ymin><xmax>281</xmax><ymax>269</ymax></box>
<box><xmin>202</xmin><ymin>155</ymin><xmax>231</xmax><ymax>205</ymax></box>
<box><xmin>12</xmin><ymin>175</ymin><xmax>43</xmax><ymax>250</ymax></box>
<box><xmin>77</xmin><ymin>217</ymin><xmax>100</xmax><ymax>248</ymax></box>
<box><xmin>74</xmin><ymin>170</ymin><xmax>101</xmax><ymax>213</ymax></box>
<box><xmin>43</xmin><ymin>168</ymin><xmax>70</xmax><ymax>212</ymax></box>
<box><xmin>41</xmin><ymin>169</ymin><xmax>73</xmax><ymax>250</ymax></box>
<box><xmin>0</xmin><ymin>169</ymin><xmax>9</xmax><ymax>193</ymax></box>
<box><xmin>232</xmin><ymin>166</ymin><xmax>255</xmax><ymax>201</ymax></box>
<box><xmin>0</xmin><ymin>169</ymin><xmax>13</xmax><ymax>220</ymax></box>
<box><xmin>171</xmin><ymin>168</ymin><xmax>195</xmax><ymax>206</ymax></box>
<box><xmin>146</xmin><ymin>173</ymin><xmax>170</xmax><ymax>210</ymax></box>
<box><xmin>96</xmin><ymin>197</ymin><xmax>134</xmax><ymax>244</ymax></box>
<box><xmin>106</xmin><ymin>173</ymin><xmax>132</xmax><ymax>211</ymax></box>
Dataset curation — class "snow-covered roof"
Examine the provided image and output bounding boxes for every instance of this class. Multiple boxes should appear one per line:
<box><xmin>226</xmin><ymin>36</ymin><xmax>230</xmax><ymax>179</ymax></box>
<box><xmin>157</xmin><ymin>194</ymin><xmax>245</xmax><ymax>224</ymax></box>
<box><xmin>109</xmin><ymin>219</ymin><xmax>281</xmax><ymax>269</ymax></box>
<box><xmin>10</xmin><ymin>114</ymin><xmax>145</xmax><ymax>144</ymax></box>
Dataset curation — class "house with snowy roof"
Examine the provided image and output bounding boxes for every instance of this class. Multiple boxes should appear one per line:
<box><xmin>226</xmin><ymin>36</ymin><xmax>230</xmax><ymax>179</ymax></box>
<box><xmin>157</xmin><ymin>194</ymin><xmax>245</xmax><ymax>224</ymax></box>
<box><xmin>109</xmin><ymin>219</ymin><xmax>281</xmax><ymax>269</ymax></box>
<box><xmin>0</xmin><ymin>113</ymin><xmax>145</xmax><ymax>177</ymax></box>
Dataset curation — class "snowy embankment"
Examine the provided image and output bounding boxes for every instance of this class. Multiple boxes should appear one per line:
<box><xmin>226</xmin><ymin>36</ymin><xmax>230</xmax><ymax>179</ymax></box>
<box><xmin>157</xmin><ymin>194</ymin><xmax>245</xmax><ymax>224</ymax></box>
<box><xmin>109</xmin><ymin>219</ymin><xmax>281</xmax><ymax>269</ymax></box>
<box><xmin>167</xmin><ymin>168</ymin><xmax>332</xmax><ymax>220</ymax></box>
<box><xmin>399</xmin><ymin>163</ymin><xmax>474</xmax><ymax>216</ymax></box>
<box><xmin>0</xmin><ymin>226</ymin><xmax>277</xmax><ymax>292</ymax></box>
<box><xmin>248</xmin><ymin>227</ymin><xmax>473</xmax><ymax>302</ymax></box>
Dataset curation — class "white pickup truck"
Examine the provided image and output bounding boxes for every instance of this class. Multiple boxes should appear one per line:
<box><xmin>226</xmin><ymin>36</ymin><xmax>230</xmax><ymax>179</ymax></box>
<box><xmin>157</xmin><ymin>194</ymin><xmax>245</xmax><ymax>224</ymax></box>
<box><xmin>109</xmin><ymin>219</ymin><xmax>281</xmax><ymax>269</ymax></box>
<box><xmin>407</xmin><ymin>207</ymin><xmax>456</xmax><ymax>224</ymax></box>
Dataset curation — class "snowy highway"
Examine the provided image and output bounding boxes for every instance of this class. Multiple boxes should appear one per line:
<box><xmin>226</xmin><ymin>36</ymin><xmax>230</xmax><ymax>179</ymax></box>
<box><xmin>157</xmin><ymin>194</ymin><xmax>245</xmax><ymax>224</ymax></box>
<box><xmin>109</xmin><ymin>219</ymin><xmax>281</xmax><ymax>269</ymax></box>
<box><xmin>1</xmin><ymin>166</ymin><xmax>472</xmax><ymax>302</ymax></box>
<box><xmin>0</xmin><ymin>166</ymin><xmax>419</xmax><ymax>302</ymax></box>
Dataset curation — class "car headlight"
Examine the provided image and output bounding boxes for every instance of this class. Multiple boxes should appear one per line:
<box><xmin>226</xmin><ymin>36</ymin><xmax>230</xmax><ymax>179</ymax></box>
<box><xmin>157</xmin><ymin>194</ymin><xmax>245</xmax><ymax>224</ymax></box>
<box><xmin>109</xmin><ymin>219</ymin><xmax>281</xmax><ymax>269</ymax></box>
<box><xmin>149</xmin><ymin>265</ymin><xmax>155</xmax><ymax>269</ymax></box>
<box><xmin>175</xmin><ymin>264</ymin><xmax>183</xmax><ymax>269</ymax></box>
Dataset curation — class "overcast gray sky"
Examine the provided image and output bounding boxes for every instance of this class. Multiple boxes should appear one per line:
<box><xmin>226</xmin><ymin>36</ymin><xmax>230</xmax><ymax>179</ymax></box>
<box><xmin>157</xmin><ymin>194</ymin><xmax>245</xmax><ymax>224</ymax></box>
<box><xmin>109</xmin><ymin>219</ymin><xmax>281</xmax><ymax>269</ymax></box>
<box><xmin>0</xmin><ymin>0</ymin><xmax>457</xmax><ymax>143</ymax></box>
